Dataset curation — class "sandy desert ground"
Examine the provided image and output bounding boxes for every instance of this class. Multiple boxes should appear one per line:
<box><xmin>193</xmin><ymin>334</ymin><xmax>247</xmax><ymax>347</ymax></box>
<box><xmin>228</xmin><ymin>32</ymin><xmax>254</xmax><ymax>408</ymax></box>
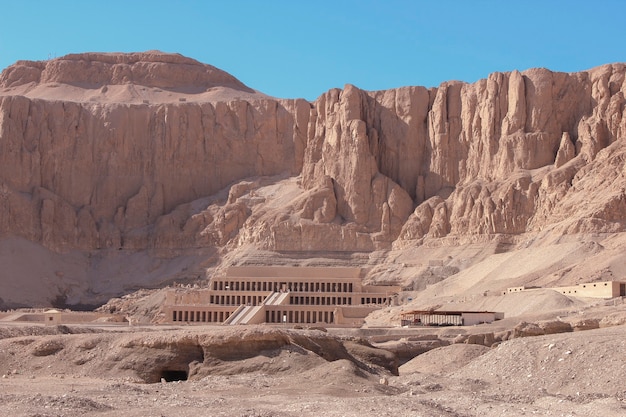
<box><xmin>1</xmin><ymin>297</ymin><xmax>625</xmax><ymax>417</ymax></box>
<box><xmin>3</xmin><ymin>235</ymin><xmax>626</xmax><ymax>416</ymax></box>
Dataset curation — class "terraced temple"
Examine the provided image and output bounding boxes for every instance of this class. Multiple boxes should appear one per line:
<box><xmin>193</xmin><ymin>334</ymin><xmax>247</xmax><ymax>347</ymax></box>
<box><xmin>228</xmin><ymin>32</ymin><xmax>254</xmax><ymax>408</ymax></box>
<box><xmin>164</xmin><ymin>267</ymin><xmax>401</xmax><ymax>326</ymax></box>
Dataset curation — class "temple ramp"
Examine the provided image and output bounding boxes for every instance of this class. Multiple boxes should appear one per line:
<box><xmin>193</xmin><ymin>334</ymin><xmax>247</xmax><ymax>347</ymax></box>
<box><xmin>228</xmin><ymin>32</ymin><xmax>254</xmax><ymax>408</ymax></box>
<box><xmin>225</xmin><ymin>305</ymin><xmax>265</xmax><ymax>325</ymax></box>
<box><xmin>264</xmin><ymin>292</ymin><xmax>290</xmax><ymax>306</ymax></box>
<box><xmin>222</xmin><ymin>305</ymin><xmax>246</xmax><ymax>325</ymax></box>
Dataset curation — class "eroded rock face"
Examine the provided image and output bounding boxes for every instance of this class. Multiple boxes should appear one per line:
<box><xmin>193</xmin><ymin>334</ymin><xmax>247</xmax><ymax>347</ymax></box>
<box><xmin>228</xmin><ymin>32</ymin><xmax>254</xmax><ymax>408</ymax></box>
<box><xmin>0</xmin><ymin>51</ymin><xmax>250</xmax><ymax>91</ymax></box>
<box><xmin>5</xmin><ymin>327</ymin><xmax>396</xmax><ymax>383</ymax></box>
<box><xmin>0</xmin><ymin>53</ymin><xmax>311</xmax><ymax>251</ymax></box>
<box><xmin>1</xmin><ymin>52</ymin><xmax>626</xmax><ymax>305</ymax></box>
<box><xmin>393</xmin><ymin>64</ymin><xmax>626</xmax><ymax>246</ymax></box>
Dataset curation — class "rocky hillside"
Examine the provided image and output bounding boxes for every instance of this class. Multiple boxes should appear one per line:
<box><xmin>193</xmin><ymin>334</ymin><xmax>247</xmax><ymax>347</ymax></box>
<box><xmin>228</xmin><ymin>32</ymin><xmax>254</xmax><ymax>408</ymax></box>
<box><xmin>1</xmin><ymin>52</ymin><xmax>625</xmax><ymax>307</ymax></box>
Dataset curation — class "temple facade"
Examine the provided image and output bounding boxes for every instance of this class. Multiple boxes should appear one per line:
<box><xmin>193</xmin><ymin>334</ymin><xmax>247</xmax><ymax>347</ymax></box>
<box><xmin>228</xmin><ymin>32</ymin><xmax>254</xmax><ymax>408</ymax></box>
<box><xmin>163</xmin><ymin>266</ymin><xmax>401</xmax><ymax>327</ymax></box>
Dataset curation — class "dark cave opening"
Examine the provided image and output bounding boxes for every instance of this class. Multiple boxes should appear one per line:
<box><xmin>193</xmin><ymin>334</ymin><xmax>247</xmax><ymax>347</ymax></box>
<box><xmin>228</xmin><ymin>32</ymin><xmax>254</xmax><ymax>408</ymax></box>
<box><xmin>160</xmin><ymin>369</ymin><xmax>188</xmax><ymax>382</ymax></box>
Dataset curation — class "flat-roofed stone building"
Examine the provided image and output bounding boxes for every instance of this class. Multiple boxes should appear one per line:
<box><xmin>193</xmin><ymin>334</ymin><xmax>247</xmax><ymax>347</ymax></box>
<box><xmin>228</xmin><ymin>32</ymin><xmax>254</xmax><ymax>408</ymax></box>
<box><xmin>400</xmin><ymin>310</ymin><xmax>504</xmax><ymax>327</ymax></box>
<box><xmin>505</xmin><ymin>280</ymin><xmax>626</xmax><ymax>298</ymax></box>
<box><xmin>163</xmin><ymin>266</ymin><xmax>401</xmax><ymax>327</ymax></box>
<box><xmin>551</xmin><ymin>280</ymin><xmax>626</xmax><ymax>298</ymax></box>
<box><xmin>44</xmin><ymin>309</ymin><xmax>62</xmax><ymax>326</ymax></box>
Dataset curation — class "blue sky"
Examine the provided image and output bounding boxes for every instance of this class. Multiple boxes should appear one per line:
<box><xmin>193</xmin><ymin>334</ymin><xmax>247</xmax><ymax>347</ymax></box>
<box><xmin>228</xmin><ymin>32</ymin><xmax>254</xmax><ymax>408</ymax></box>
<box><xmin>1</xmin><ymin>0</ymin><xmax>625</xmax><ymax>101</ymax></box>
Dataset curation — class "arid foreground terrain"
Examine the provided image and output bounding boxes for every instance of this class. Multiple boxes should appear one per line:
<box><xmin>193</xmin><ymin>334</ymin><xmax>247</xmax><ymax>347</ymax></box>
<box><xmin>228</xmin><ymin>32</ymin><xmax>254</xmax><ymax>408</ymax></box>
<box><xmin>1</xmin><ymin>296</ymin><xmax>626</xmax><ymax>417</ymax></box>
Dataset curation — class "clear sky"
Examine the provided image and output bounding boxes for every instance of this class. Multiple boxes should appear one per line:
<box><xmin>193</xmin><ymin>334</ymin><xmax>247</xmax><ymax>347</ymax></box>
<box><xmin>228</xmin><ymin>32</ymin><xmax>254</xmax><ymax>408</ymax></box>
<box><xmin>1</xmin><ymin>0</ymin><xmax>625</xmax><ymax>101</ymax></box>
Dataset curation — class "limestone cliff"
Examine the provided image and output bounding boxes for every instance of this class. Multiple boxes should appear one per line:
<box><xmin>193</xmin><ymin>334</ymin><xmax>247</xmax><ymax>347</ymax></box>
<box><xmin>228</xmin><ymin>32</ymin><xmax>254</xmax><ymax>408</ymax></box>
<box><xmin>1</xmin><ymin>52</ymin><xmax>626</xmax><ymax>306</ymax></box>
<box><xmin>394</xmin><ymin>65</ymin><xmax>626</xmax><ymax>245</ymax></box>
<box><xmin>0</xmin><ymin>52</ymin><xmax>311</xmax><ymax>252</ymax></box>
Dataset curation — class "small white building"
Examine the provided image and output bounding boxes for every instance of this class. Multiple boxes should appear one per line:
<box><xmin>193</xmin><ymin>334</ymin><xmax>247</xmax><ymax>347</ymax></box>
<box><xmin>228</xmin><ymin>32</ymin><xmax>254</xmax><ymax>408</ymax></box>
<box><xmin>44</xmin><ymin>309</ymin><xmax>62</xmax><ymax>326</ymax></box>
<box><xmin>552</xmin><ymin>281</ymin><xmax>626</xmax><ymax>298</ymax></box>
<box><xmin>506</xmin><ymin>281</ymin><xmax>626</xmax><ymax>299</ymax></box>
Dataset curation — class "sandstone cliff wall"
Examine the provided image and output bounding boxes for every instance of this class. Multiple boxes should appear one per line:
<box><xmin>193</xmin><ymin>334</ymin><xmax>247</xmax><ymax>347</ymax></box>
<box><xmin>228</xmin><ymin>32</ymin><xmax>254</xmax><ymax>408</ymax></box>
<box><xmin>0</xmin><ymin>95</ymin><xmax>313</xmax><ymax>249</ymax></box>
<box><xmin>297</xmin><ymin>63</ymin><xmax>626</xmax><ymax>249</ymax></box>
<box><xmin>1</xmin><ymin>53</ymin><xmax>625</xmax><ymax>255</ymax></box>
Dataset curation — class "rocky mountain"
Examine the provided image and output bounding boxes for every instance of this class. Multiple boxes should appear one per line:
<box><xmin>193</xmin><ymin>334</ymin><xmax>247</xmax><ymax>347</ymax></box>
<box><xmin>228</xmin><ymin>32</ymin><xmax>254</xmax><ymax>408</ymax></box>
<box><xmin>1</xmin><ymin>51</ymin><xmax>625</xmax><ymax>308</ymax></box>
